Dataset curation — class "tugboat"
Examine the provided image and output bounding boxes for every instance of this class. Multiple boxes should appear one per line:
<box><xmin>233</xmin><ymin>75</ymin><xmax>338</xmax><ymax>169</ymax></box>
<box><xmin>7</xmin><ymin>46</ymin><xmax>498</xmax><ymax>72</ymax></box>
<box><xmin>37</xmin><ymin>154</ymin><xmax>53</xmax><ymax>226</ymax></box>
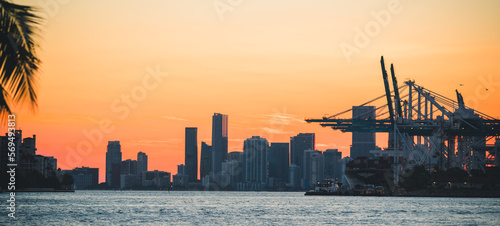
<box><xmin>304</xmin><ymin>179</ymin><xmax>341</xmax><ymax>196</ymax></box>
<box><xmin>360</xmin><ymin>184</ymin><xmax>386</xmax><ymax>196</ymax></box>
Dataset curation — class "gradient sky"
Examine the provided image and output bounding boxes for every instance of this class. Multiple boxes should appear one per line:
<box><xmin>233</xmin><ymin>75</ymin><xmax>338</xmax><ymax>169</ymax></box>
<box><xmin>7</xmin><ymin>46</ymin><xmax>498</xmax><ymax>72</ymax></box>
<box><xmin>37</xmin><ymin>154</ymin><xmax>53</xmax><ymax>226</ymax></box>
<box><xmin>11</xmin><ymin>0</ymin><xmax>500</xmax><ymax>182</ymax></box>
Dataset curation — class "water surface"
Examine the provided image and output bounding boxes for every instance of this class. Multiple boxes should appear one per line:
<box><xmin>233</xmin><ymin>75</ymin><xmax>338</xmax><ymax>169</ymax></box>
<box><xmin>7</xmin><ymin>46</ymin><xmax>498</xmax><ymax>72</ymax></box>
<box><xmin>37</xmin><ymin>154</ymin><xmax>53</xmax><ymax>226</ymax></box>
<box><xmin>1</xmin><ymin>191</ymin><xmax>499</xmax><ymax>225</ymax></box>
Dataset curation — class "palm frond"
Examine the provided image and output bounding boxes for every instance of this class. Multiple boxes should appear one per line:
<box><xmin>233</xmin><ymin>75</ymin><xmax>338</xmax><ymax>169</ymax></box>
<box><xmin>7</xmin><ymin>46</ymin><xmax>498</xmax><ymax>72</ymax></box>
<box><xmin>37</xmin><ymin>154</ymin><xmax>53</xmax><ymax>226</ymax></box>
<box><xmin>0</xmin><ymin>84</ymin><xmax>11</xmax><ymax>116</ymax></box>
<box><xmin>0</xmin><ymin>0</ymin><xmax>42</xmax><ymax>112</ymax></box>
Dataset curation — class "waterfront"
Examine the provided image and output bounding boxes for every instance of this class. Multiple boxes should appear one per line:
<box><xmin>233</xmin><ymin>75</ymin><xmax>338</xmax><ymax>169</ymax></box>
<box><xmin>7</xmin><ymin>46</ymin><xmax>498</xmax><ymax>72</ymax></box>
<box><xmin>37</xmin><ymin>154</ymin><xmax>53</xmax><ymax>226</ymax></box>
<box><xmin>1</xmin><ymin>191</ymin><xmax>500</xmax><ymax>225</ymax></box>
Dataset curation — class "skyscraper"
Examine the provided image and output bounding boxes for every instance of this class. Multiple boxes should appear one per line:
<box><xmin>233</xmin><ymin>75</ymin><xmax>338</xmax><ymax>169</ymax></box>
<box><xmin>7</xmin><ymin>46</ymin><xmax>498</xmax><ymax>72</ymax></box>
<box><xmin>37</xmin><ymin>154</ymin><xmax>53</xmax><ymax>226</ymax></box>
<box><xmin>244</xmin><ymin>136</ymin><xmax>268</xmax><ymax>186</ymax></box>
<box><xmin>211</xmin><ymin>113</ymin><xmax>228</xmax><ymax>177</ymax></box>
<box><xmin>200</xmin><ymin>142</ymin><xmax>212</xmax><ymax>178</ymax></box>
<box><xmin>225</xmin><ymin>151</ymin><xmax>244</xmax><ymax>186</ymax></box>
<box><xmin>173</xmin><ymin>164</ymin><xmax>189</xmax><ymax>187</ymax></box>
<box><xmin>106</xmin><ymin>141</ymin><xmax>122</xmax><ymax>188</ymax></box>
<box><xmin>185</xmin><ymin>127</ymin><xmax>198</xmax><ymax>182</ymax></box>
<box><xmin>303</xmin><ymin>149</ymin><xmax>324</xmax><ymax>189</ymax></box>
<box><xmin>350</xmin><ymin>106</ymin><xmax>376</xmax><ymax>159</ymax></box>
<box><xmin>288</xmin><ymin>164</ymin><xmax>299</xmax><ymax>189</ymax></box>
<box><xmin>290</xmin><ymin>133</ymin><xmax>315</xmax><ymax>181</ymax></box>
<box><xmin>324</xmin><ymin>149</ymin><xmax>342</xmax><ymax>180</ymax></box>
<box><xmin>70</xmin><ymin>167</ymin><xmax>99</xmax><ymax>189</ymax></box>
<box><xmin>137</xmin><ymin>152</ymin><xmax>148</xmax><ymax>175</ymax></box>
<box><xmin>269</xmin><ymin>143</ymin><xmax>289</xmax><ymax>184</ymax></box>
<box><xmin>121</xmin><ymin>159</ymin><xmax>137</xmax><ymax>175</ymax></box>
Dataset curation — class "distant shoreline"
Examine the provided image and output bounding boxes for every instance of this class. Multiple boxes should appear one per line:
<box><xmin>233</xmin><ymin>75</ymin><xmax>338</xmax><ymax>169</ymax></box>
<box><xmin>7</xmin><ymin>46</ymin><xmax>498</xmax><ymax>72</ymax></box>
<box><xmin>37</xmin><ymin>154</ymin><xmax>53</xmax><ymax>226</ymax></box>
<box><xmin>399</xmin><ymin>190</ymin><xmax>500</xmax><ymax>198</ymax></box>
<box><xmin>6</xmin><ymin>189</ymin><xmax>74</xmax><ymax>193</ymax></box>
<box><xmin>4</xmin><ymin>189</ymin><xmax>500</xmax><ymax>198</ymax></box>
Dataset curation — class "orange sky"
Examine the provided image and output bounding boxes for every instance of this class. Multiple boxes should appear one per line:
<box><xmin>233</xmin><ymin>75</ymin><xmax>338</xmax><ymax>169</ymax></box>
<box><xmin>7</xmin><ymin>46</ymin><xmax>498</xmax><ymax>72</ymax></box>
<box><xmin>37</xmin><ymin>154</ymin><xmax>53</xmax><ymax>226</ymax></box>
<box><xmin>10</xmin><ymin>0</ymin><xmax>500</xmax><ymax>182</ymax></box>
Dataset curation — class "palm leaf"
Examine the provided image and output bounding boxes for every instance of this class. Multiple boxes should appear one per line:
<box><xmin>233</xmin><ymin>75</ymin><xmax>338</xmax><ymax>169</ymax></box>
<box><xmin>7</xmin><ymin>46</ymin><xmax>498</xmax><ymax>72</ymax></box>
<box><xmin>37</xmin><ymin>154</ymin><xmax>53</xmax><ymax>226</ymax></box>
<box><xmin>0</xmin><ymin>0</ymin><xmax>41</xmax><ymax>116</ymax></box>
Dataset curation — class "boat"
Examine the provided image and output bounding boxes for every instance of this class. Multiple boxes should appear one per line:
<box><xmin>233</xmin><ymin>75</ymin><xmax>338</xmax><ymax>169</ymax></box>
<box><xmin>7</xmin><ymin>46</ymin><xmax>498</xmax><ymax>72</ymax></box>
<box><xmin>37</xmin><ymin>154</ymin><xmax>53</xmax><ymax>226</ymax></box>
<box><xmin>360</xmin><ymin>184</ymin><xmax>386</xmax><ymax>196</ymax></box>
<box><xmin>304</xmin><ymin>179</ymin><xmax>341</xmax><ymax>196</ymax></box>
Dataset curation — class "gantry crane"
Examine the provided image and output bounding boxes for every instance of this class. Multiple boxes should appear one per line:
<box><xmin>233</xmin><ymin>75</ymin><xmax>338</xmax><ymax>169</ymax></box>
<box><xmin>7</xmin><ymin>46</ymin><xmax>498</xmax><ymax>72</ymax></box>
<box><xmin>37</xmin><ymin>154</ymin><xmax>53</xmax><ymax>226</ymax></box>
<box><xmin>306</xmin><ymin>56</ymin><xmax>500</xmax><ymax>186</ymax></box>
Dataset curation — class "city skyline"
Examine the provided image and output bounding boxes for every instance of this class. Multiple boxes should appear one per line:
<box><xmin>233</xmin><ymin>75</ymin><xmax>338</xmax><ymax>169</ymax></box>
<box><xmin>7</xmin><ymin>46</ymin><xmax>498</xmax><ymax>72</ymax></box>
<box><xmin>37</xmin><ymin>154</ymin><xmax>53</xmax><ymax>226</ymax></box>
<box><xmin>2</xmin><ymin>1</ymin><xmax>500</xmax><ymax>224</ymax></box>
<box><xmin>9</xmin><ymin>1</ymin><xmax>500</xmax><ymax>183</ymax></box>
<box><xmin>10</xmin><ymin>115</ymin><xmax>346</xmax><ymax>187</ymax></box>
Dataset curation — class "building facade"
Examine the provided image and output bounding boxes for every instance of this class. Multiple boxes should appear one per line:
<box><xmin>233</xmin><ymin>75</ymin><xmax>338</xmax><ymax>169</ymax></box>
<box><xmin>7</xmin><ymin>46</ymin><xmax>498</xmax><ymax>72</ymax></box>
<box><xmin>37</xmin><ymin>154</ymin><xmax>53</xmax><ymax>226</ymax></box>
<box><xmin>137</xmin><ymin>152</ymin><xmax>148</xmax><ymax>175</ymax></box>
<box><xmin>290</xmin><ymin>133</ymin><xmax>315</xmax><ymax>182</ymax></box>
<box><xmin>350</xmin><ymin>106</ymin><xmax>376</xmax><ymax>159</ymax></box>
<box><xmin>268</xmin><ymin>142</ymin><xmax>289</xmax><ymax>187</ymax></box>
<box><xmin>173</xmin><ymin>164</ymin><xmax>189</xmax><ymax>187</ymax></box>
<box><xmin>70</xmin><ymin>167</ymin><xmax>99</xmax><ymax>189</ymax></box>
<box><xmin>200</xmin><ymin>142</ymin><xmax>212</xmax><ymax>178</ymax></box>
<box><xmin>211</xmin><ymin>113</ymin><xmax>228</xmax><ymax>178</ymax></box>
<box><xmin>185</xmin><ymin>127</ymin><xmax>198</xmax><ymax>182</ymax></box>
<box><xmin>121</xmin><ymin>159</ymin><xmax>137</xmax><ymax>175</ymax></box>
<box><xmin>141</xmin><ymin>170</ymin><xmax>171</xmax><ymax>188</ymax></box>
<box><xmin>243</xmin><ymin>136</ymin><xmax>268</xmax><ymax>187</ymax></box>
<box><xmin>303</xmin><ymin>149</ymin><xmax>324</xmax><ymax>189</ymax></box>
<box><xmin>324</xmin><ymin>149</ymin><xmax>342</xmax><ymax>180</ymax></box>
<box><xmin>106</xmin><ymin>141</ymin><xmax>122</xmax><ymax>188</ymax></box>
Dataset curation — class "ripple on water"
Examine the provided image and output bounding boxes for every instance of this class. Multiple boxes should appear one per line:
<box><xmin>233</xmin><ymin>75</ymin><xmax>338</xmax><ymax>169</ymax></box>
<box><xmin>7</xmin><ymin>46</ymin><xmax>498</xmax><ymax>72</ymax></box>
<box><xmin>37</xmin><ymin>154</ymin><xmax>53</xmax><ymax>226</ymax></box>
<box><xmin>1</xmin><ymin>191</ymin><xmax>499</xmax><ymax>225</ymax></box>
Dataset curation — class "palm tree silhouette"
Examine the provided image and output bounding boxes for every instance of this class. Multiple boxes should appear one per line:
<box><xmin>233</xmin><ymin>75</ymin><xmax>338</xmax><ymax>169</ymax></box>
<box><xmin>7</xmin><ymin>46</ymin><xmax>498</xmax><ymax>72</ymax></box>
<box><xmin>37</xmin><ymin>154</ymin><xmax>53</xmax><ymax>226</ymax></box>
<box><xmin>0</xmin><ymin>0</ymin><xmax>41</xmax><ymax>117</ymax></box>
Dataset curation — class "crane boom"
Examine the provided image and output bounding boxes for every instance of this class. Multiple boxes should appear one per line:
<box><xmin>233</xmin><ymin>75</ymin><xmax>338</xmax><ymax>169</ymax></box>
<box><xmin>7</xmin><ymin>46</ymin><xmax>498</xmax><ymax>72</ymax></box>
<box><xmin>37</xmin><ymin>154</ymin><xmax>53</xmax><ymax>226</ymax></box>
<box><xmin>391</xmin><ymin>64</ymin><xmax>403</xmax><ymax>118</ymax></box>
<box><xmin>380</xmin><ymin>56</ymin><xmax>395</xmax><ymax>124</ymax></box>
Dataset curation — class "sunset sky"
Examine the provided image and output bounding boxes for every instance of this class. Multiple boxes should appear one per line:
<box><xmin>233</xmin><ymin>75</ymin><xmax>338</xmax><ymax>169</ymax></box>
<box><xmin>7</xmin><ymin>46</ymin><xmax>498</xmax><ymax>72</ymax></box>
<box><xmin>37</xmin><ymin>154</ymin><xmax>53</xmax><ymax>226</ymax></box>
<box><xmin>11</xmin><ymin>0</ymin><xmax>500</xmax><ymax>182</ymax></box>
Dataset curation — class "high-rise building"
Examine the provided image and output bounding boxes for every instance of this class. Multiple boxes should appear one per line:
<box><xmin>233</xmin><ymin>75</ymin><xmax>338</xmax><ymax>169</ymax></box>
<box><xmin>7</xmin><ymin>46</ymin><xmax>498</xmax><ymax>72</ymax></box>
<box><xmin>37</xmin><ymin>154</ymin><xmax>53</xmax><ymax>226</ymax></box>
<box><xmin>324</xmin><ymin>149</ymin><xmax>342</xmax><ymax>180</ymax></box>
<box><xmin>224</xmin><ymin>151</ymin><xmax>244</xmax><ymax>187</ymax></box>
<box><xmin>177</xmin><ymin>164</ymin><xmax>186</xmax><ymax>175</ymax></box>
<box><xmin>290</xmin><ymin>133</ymin><xmax>315</xmax><ymax>181</ymax></box>
<box><xmin>34</xmin><ymin>155</ymin><xmax>57</xmax><ymax>177</ymax></box>
<box><xmin>303</xmin><ymin>149</ymin><xmax>324</xmax><ymax>189</ymax></box>
<box><xmin>106</xmin><ymin>141</ymin><xmax>122</xmax><ymax>188</ymax></box>
<box><xmin>141</xmin><ymin>170</ymin><xmax>171</xmax><ymax>188</ymax></box>
<box><xmin>350</xmin><ymin>106</ymin><xmax>376</xmax><ymax>159</ymax></box>
<box><xmin>0</xmin><ymin>136</ymin><xmax>10</xmax><ymax>180</ymax></box>
<box><xmin>121</xmin><ymin>159</ymin><xmax>137</xmax><ymax>175</ymax></box>
<box><xmin>137</xmin><ymin>152</ymin><xmax>148</xmax><ymax>175</ymax></box>
<box><xmin>269</xmin><ymin>143</ymin><xmax>289</xmax><ymax>184</ymax></box>
<box><xmin>185</xmin><ymin>127</ymin><xmax>198</xmax><ymax>182</ymax></box>
<box><xmin>70</xmin><ymin>167</ymin><xmax>99</xmax><ymax>189</ymax></box>
<box><xmin>200</xmin><ymin>142</ymin><xmax>212</xmax><ymax>178</ymax></box>
<box><xmin>211</xmin><ymin>113</ymin><xmax>228</xmax><ymax>177</ymax></box>
<box><xmin>21</xmin><ymin>135</ymin><xmax>36</xmax><ymax>155</ymax></box>
<box><xmin>244</xmin><ymin>136</ymin><xmax>268</xmax><ymax>185</ymax></box>
<box><xmin>288</xmin><ymin>164</ymin><xmax>300</xmax><ymax>189</ymax></box>
<box><xmin>227</xmin><ymin>151</ymin><xmax>244</xmax><ymax>162</ymax></box>
<box><xmin>173</xmin><ymin>164</ymin><xmax>189</xmax><ymax>187</ymax></box>
<box><xmin>120</xmin><ymin>174</ymin><xmax>141</xmax><ymax>189</ymax></box>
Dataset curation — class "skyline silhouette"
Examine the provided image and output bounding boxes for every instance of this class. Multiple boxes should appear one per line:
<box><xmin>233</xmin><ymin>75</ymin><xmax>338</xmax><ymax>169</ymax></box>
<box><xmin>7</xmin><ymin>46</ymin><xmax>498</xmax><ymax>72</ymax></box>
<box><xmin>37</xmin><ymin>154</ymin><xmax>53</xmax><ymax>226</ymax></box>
<box><xmin>7</xmin><ymin>0</ymin><xmax>500</xmax><ymax>182</ymax></box>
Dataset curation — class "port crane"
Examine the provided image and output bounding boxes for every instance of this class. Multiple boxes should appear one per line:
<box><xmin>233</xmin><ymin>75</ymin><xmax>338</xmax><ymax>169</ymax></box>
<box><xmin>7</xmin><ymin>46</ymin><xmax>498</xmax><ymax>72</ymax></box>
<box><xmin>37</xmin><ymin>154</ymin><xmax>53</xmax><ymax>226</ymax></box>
<box><xmin>306</xmin><ymin>56</ymin><xmax>500</xmax><ymax>185</ymax></box>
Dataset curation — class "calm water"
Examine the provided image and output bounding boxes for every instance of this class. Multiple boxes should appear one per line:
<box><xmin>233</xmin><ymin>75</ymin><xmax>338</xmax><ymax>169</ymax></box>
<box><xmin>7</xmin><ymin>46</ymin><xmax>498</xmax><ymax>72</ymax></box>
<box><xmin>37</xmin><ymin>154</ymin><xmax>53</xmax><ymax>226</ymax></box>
<box><xmin>1</xmin><ymin>191</ymin><xmax>500</xmax><ymax>225</ymax></box>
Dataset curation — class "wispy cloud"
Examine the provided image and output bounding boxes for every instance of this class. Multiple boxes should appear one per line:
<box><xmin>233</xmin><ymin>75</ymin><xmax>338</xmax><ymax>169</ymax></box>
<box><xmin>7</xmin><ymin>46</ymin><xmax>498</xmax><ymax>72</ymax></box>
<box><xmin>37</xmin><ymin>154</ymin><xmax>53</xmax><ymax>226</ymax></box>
<box><xmin>316</xmin><ymin>143</ymin><xmax>338</xmax><ymax>148</ymax></box>
<box><xmin>248</xmin><ymin>111</ymin><xmax>305</xmax><ymax>126</ymax></box>
<box><xmin>162</xmin><ymin>116</ymin><xmax>188</xmax><ymax>121</ymax></box>
<box><xmin>229</xmin><ymin>138</ymin><xmax>245</xmax><ymax>142</ymax></box>
<box><xmin>260</xmin><ymin>127</ymin><xmax>289</xmax><ymax>134</ymax></box>
<box><xmin>265</xmin><ymin>112</ymin><xmax>304</xmax><ymax>125</ymax></box>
